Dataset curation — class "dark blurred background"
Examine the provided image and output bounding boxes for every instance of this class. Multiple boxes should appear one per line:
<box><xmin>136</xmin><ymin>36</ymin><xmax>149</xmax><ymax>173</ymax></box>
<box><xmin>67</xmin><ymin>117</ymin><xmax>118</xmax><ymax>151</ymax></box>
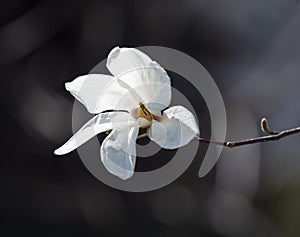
<box><xmin>1</xmin><ymin>0</ymin><xmax>300</xmax><ymax>236</ymax></box>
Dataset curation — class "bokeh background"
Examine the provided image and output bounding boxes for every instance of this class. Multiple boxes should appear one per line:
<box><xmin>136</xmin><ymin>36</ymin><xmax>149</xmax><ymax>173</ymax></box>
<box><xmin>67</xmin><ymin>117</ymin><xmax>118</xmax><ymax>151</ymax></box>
<box><xmin>1</xmin><ymin>0</ymin><xmax>300</xmax><ymax>236</ymax></box>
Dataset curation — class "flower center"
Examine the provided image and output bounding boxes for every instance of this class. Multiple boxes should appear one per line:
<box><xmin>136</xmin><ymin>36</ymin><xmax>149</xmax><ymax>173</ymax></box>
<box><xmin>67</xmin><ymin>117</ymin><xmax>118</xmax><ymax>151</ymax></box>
<box><xmin>137</xmin><ymin>102</ymin><xmax>155</xmax><ymax>121</ymax></box>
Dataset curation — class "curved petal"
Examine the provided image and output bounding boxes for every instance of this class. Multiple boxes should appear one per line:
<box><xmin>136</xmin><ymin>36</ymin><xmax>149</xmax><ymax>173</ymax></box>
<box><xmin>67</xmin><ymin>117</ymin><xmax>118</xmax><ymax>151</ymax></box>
<box><xmin>54</xmin><ymin>112</ymin><xmax>134</xmax><ymax>155</ymax></box>
<box><xmin>65</xmin><ymin>74</ymin><xmax>113</xmax><ymax>113</ymax></box>
<box><xmin>164</xmin><ymin>106</ymin><xmax>199</xmax><ymax>135</ymax></box>
<box><xmin>117</xmin><ymin>62</ymin><xmax>171</xmax><ymax>111</ymax></box>
<box><xmin>106</xmin><ymin>46</ymin><xmax>152</xmax><ymax>76</ymax></box>
<box><xmin>146</xmin><ymin>82</ymin><xmax>171</xmax><ymax>111</ymax></box>
<box><xmin>100</xmin><ymin>123</ymin><xmax>139</xmax><ymax>180</ymax></box>
<box><xmin>95</xmin><ymin>79</ymin><xmax>138</xmax><ymax>113</ymax></box>
<box><xmin>65</xmin><ymin>74</ymin><xmax>137</xmax><ymax>114</ymax></box>
<box><xmin>148</xmin><ymin>106</ymin><xmax>199</xmax><ymax>149</ymax></box>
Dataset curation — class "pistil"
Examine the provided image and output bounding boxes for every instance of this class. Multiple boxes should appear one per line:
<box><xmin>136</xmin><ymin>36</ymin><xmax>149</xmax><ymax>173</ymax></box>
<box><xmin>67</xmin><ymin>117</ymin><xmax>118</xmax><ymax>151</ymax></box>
<box><xmin>137</xmin><ymin>102</ymin><xmax>155</xmax><ymax>121</ymax></box>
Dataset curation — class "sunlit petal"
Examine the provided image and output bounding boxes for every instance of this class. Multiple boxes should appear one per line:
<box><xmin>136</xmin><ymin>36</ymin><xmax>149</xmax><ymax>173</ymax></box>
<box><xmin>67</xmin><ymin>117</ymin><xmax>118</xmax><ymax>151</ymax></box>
<box><xmin>117</xmin><ymin>62</ymin><xmax>171</xmax><ymax>111</ymax></box>
<box><xmin>65</xmin><ymin>74</ymin><xmax>113</xmax><ymax>113</ymax></box>
<box><xmin>95</xmin><ymin>79</ymin><xmax>138</xmax><ymax>113</ymax></box>
<box><xmin>65</xmin><ymin>74</ymin><xmax>137</xmax><ymax>114</ymax></box>
<box><xmin>106</xmin><ymin>46</ymin><xmax>152</xmax><ymax>76</ymax></box>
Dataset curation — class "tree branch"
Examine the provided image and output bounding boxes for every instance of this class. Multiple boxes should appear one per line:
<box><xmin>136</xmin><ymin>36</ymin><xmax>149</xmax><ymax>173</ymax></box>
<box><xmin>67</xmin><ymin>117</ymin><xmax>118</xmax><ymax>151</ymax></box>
<box><xmin>196</xmin><ymin>118</ymin><xmax>300</xmax><ymax>148</ymax></box>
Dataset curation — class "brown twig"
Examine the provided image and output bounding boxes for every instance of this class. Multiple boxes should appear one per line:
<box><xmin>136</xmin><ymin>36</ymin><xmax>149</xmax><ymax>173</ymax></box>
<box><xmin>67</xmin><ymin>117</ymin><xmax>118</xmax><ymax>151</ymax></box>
<box><xmin>196</xmin><ymin>118</ymin><xmax>300</xmax><ymax>148</ymax></box>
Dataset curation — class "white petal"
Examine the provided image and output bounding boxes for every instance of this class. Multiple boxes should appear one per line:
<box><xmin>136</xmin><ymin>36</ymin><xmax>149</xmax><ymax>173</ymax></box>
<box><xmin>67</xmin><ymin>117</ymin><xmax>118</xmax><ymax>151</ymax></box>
<box><xmin>117</xmin><ymin>62</ymin><xmax>171</xmax><ymax>110</ymax></box>
<box><xmin>149</xmin><ymin>106</ymin><xmax>199</xmax><ymax>149</ymax></box>
<box><xmin>54</xmin><ymin>112</ymin><xmax>133</xmax><ymax>155</ymax></box>
<box><xmin>95</xmin><ymin>79</ymin><xmax>138</xmax><ymax>113</ymax></box>
<box><xmin>106</xmin><ymin>46</ymin><xmax>152</xmax><ymax>76</ymax></box>
<box><xmin>100</xmin><ymin>123</ymin><xmax>139</xmax><ymax>180</ymax></box>
<box><xmin>146</xmin><ymin>82</ymin><xmax>171</xmax><ymax>111</ymax></box>
<box><xmin>65</xmin><ymin>74</ymin><xmax>112</xmax><ymax>113</ymax></box>
<box><xmin>164</xmin><ymin>106</ymin><xmax>200</xmax><ymax>135</ymax></box>
<box><xmin>65</xmin><ymin>74</ymin><xmax>137</xmax><ymax>114</ymax></box>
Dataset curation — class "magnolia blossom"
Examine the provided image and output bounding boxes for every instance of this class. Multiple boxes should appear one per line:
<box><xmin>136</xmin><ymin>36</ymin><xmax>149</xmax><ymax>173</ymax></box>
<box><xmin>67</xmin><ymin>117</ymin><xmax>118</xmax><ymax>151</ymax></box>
<box><xmin>54</xmin><ymin>47</ymin><xmax>199</xmax><ymax>180</ymax></box>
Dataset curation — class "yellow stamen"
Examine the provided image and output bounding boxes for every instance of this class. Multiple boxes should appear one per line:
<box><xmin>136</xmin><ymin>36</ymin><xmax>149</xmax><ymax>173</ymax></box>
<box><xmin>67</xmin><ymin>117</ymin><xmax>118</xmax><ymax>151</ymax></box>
<box><xmin>137</xmin><ymin>102</ymin><xmax>155</xmax><ymax>121</ymax></box>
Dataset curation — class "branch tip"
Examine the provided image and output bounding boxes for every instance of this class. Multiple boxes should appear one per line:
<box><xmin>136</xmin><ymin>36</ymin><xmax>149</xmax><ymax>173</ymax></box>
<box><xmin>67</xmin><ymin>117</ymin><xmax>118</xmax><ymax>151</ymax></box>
<box><xmin>261</xmin><ymin>117</ymin><xmax>279</xmax><ymax>135</ymax></box>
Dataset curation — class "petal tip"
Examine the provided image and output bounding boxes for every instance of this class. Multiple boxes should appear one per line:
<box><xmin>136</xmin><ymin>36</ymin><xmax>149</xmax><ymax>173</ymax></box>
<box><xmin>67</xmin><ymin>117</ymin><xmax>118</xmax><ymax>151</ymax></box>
<box><xmin>65</xmin><ymin>82</ymin><xmax>72</xmax><ymax>92</ymax></box>
<box><xmin>107</xmin><ymin>46</ymin><xmax>121</xmax><ymax>65</ymax></box>
<box><xmin>54</xmin><ymin>147</ymin><xmax>67</xmax><ymax>155</ymax></box>
<box><xmin>54</xmin><ymin>149</ymin><xmax>62</xmax><ymax>155</ymax></box>
<box><xmin>119</xmin><ymin>172</ymin><xmax>134</xmax><ymax>180</ymax></box>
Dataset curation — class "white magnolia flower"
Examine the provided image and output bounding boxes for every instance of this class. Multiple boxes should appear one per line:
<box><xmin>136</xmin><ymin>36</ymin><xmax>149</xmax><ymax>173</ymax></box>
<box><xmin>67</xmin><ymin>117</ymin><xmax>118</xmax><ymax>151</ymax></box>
<box><xmin>54</xmin><ymin>46</ymin><xmax>199</xmax><ymax>180</ymax></box>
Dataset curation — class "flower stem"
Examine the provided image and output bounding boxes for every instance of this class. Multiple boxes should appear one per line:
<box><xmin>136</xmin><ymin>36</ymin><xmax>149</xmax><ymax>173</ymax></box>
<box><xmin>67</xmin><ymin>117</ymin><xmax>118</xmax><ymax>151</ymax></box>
<box><xmin>137</xmin><ymin>133</ymin><xmax>148</xmax><ymax>139</ymax></box>
<box><xmin>196</xmin><ymin>118</ymin><xmax>300</xmax><ymax>148</ymax></box>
